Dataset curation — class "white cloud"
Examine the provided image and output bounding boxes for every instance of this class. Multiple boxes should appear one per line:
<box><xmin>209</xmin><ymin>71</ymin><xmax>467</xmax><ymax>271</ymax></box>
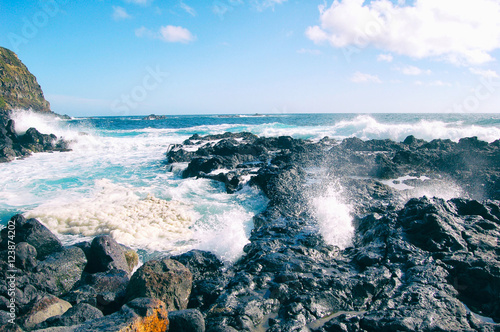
<box><xmin>306</xmin><ymin>0</ymin><xmax>500</xmax><ymax>65</ymax></box>
<box><xmin>377</xmin><ymin>54</ymin><xmax>393</xmax><ymax>62</ymax></box>
<box><xmin>297</xmin><ymin>48</ymin><xmax>322</xmax><ymax>55</ymax></box>
<box><xmin>135</xmin><ymin>25</ymin><xmax>195</xmax><ymax>43</ymax></box>
<box><xmin>469</xmin><ymin>68</ymin><xmax>500</xmax><ymax>78</ymax></box>
<box><xmin>159</xmin><ymin>26</ymin><xmax>194</xmax><ymax>43</ymax></box>
<box><xmin>253</xmin><ymin>0</ymin><xmax>288</xmax><ymax>11</ymax></box>
<box><xmin>125</xmin><ymin>0</ymin><xmax>152</xmax><ymax>5</ymax></box>
<box><xmin>415</xmin><ymin>80</ymin><xmax>452</xmax><ymax>87</ymax></box>
<box><xmin>212</xmin><ymin>0</ymin><xmax>243</xmax><ymax>18</ymax></box>
<box><xmin>396</xmin><ymin>65</ymin><xmax>432</xmax><ymax>76</ymax></box>
<box><xmin>112</xmin><ymin>6</ymin><xmax>131</xmax><ymax>21</ymax></box>
<box><xmin>180</xmin><ymin>1</ymin><xmax>196</xmax><ymax>16</ymax></box>
<box><xmin>350</xmin><ymin>71</ymin><xmax>382</xmax><ymax>83</ymax></box>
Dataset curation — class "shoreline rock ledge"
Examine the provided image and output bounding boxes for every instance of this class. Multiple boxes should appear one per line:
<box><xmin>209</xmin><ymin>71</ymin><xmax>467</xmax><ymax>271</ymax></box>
<box><xmin>0</xmin><ymin>215</ymin><xmax>198</xmax><ymax>332</ymax></box>
<box><xmin>0</xmin><ymin>133</ymin><xmax>499</xmax><ymax>331</ymax></box>
<box><xmin>0</xmin><ymin>46</ymin><xmax>72</xmax><ymax>163</ymax></box>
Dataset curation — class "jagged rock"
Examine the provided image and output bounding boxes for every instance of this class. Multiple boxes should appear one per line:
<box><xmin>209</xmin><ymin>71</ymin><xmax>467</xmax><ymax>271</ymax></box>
<box><xmin>171</xmin><ymin>250</ymin><xmax>226</xmax><ymax>310</ymax></box>
<box><xmin>31</xmin><ymin>246</ymin><xmax>87</xmax><ymax>296</ymax></box>
<box><xmin>125</xmin><ymin>258</ymin><xmax>192</xmax><ymax>312</ymax></box>
<box><xmin>0</xmin><ymin>215</ymin><xmax>62</xmax><ymax>259</ymax></box>
<box><xmin>34</xmin><ymin>303</ymin><xmax>103</xmax><ymax>329</ymax></box>
<box><xmin>164</xmin><ymin>133</ymin><xmax>500</xmax><ymax>331</ymax></box>
<box><xmin>169</xmin><ymin>309</ymin><xmax>205</xmax><ymax>332</ymax></box>
<box><xmin>74</xmin><ymin>297</ymin><xmax>169</xmax><ymax>332</ymax></box>
<box><xmin>20</xmin><ymin>295</ymin><xmax>71</xmax><ymax>330</ymax></box>
<box><xmin>86</xmin><ymin>235</ymin><xmax>131</xmax><ymax>274</ymax></box>
<box><xmin>15</xmin><ymin>242</ymin><xmax>37</xmax><ymax>271</ymax></box>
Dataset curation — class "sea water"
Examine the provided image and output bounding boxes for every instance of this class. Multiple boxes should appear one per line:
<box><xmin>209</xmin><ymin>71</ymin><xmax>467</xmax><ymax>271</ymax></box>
<box><xmin>1</xmin><ymin>112</ymin><xmax>499</xmax><ymax>261</ymax></box>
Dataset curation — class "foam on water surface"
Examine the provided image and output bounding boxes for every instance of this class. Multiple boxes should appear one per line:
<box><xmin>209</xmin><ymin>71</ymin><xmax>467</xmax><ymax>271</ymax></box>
<box><xmin>1</xmin><ymin>111</ymin><xmax>499</xmax><ymax>261</ymax></box>
<box><xmin>26</xmin><ymin>180</ymin><xmax>195</xmax><ymax>251</ymax></box>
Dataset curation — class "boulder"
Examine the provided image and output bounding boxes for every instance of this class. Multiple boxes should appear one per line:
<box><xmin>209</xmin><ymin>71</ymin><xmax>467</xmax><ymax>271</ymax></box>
<box><xmin>1</xmin><ymin>215</ymin><xmax>62</xmax><ymax>259</ymax></box>
<box><xmin>31</xmin><ymin>246</ymin><xmax>87</xmax><ymax>296</ymax></box>
<box><xmin>21</xmin><ymin>295</ymin><xmax>71</xmax><ymax>330</ymax></box>
<box><xmin>86</xmin><ymin>236</ymin><xmax>131</xmax><ymax>274</ymax></box>
<box><xmin>171</xmin><ymin>250</ymin><xmax>225</xmax><ymax>310</ymax></box>
<box><xmin>15</xmin><ymin>242</ymin><xmax>37</xmax><ymax>271</ymax></box>
<box><xmin>171</xmin><ymin>250</ymin><xmax>224</xmax><ymax>281</ymax></box>
<box><xmin>169</xmin><ymin>309</ymin><xmax>205</xmax><ymax>332</ymax></box>
<box><xmin>125</xmin><ymin>258</ymin><xmax>192</xmax><ymax>312</ymax></box>
<box><xmin>34</xmin><ymin>303</ymin><xmax>103</xmax><ymax>329</ymax></box>
<box><xmin>74</xmin><ymin>297</ymin><xmax>168</xmax><ymax>332</ymax></box>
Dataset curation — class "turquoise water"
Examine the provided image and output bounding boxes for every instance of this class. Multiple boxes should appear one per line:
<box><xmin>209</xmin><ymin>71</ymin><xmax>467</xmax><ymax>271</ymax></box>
<box><xmin>1</xmin><ymin>112</ymin><xmax>499</xmax><ymax>260</ymax></box>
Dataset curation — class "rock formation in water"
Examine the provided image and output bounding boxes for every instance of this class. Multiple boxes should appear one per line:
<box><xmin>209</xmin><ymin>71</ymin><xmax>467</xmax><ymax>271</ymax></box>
<box><xmin>1</xmin><ymin>133</ymin><xmax>499</xmax><ymax>331</ymax></box>
<box><xmin>0</xmin><ymin>46</ymin><xmax>71</xmax><ymax>162</ymax></box>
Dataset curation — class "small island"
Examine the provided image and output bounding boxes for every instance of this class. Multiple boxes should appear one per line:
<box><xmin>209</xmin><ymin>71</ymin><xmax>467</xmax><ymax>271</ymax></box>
<box><xmin>142</xmin><ymin>114</ymin><xmax>167</xmax><ymax>120</ymax></box>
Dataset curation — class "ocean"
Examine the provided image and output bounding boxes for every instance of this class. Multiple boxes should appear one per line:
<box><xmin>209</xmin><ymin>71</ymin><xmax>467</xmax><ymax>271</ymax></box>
<box><xmin>1</xmin><ymin>112</ymin><xmax>500</xmax><ymax>262</ymax></box>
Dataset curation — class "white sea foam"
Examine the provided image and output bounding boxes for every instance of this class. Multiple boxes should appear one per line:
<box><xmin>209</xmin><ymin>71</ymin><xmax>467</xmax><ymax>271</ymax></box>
<box><xmin>310</xmin><ymin>185</ymin><xmax>354</xmax><ymax>250</ymax></box>
<box><xmin>10</xmin><ymin>110</ymin><xmax>83</xmax><ymax>142</ymax></box>
<box><xmin>381</xmin><ymin>176</ymin><xmax>463</xmax><ymax>201</ymax></box>
<box><xmin>332</xmin><ymin>115</ymin><xmax>500</xmax><ymax>143</ymax></box>
<box><xmin>25</xmin><ymin>180</ymin><xmax>196</xmax><ymax>251</ymax></box>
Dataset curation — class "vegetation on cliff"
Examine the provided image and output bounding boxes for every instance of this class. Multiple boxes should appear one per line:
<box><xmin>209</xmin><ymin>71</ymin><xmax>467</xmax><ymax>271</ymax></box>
<box><xmin>0</xmin><ymin>46</ymin><xmax>51</xmax><ymax>113</ymax></box>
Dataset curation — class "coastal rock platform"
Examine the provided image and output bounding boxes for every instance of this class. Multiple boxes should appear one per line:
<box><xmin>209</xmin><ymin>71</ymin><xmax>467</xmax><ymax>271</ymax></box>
<box><xmin>0</xmin><ymin>133</ymin><xmax>499</xmax><ymax>331</ymax></box>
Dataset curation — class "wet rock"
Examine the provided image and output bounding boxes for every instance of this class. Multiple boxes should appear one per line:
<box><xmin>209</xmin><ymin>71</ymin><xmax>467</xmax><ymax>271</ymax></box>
<box><xmin>125</xmin><ymin>258</ymin><xmax>192</xmax><ymax>311</ymax></box>
<box><xmin>1</xmin><ymin>215</ymin><xmax>62</xmax><ymax>259</ymax></box>
<box><xmin>20</xmin><ymin>128</ymin><xmax>56</xmax><ymax>152</ymax></box>
<box><xmin>74</xmin><ymin>297</ymin><xmax>169</xmax><ymax>332</ymax></box>
<box><xmin>169</xmin><ymin>309</ymin><xmax>205</xmax><ymax>332</ymax></box>
<box><xmin>31</xmin><ymin>246</ymin><xmax>87</xmax><ymax>296</ymax></box>
<box><xmin>86</xmin><ymin>235</ymin><xmax>131</xmax><ymax>274</ymax></box>
<box><xmin>20</xmin><ymin>295</ymin><xmax>71</xmax><ymax>330</ymax></box>
<box><xmin>171</xmin><ymin>250</ymin><xmax>226</xmax><ymax>310</ymax></box>
<box><xmin>15</xmin><ymin>242</ymin><xmax>37</xmax><ymax>271</ymax></box>
<box><xmin>34</xmin><ymin>303</ymin><xmax>103</xmax><ymax>329</ymax></box>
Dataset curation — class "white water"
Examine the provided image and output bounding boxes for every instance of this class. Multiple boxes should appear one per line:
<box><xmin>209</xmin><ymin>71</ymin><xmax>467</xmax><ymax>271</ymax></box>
<box><xmin>310</xmin><ymin>185</ymin><xmax>355</xmax><ymax>250</ymax></box>
<box><xmin>1</xmin><ymin>111</ymin><xmax>498</xmax><ymax>260</ymax></box>
<box><xmin>0</xmin><ymin>112</ymin><xmax>268</xmax><ymax>262</ymax></box>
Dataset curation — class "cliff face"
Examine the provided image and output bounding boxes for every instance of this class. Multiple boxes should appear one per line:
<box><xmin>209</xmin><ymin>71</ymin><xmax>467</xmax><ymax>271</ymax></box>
<box><xmin>0</xmin><ymin>46</ymin><xmax>51</xmax><ymax>113</ymax></box>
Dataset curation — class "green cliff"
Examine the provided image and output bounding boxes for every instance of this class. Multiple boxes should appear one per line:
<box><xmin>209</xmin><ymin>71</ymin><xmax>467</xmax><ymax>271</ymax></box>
<box><xmin>0</xmin><ymin>46</ymin><xmax>51</xmax><ymax>113</ymax></box>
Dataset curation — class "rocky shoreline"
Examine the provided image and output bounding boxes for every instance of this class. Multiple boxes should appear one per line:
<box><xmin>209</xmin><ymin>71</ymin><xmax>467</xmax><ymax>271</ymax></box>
<box><xmin>0</xmin><ymin>110</ymin><xmax>71</xmax><ymax>163</ymax></box>
<box><xmin>1</xmin><ymin>133</ymin><xmax>499</xmax><ymax>331</ymax></box>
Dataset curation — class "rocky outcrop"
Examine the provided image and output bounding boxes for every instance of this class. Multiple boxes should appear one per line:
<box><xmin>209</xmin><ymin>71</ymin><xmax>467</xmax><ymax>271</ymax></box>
<box><xmin>125</xmin><ymin>258</ymin><xmax>193</xmax><ymax>312</ymax></box>
<box><xmin>142</xmin><ymin>114</ymin><xmax>166</xmax><ymax>120</ymax></box>
<box><xmin>1</xmin><ymin>133</ymin><xmax>499</xmax><ymax>331</ymax></box>
<box><xmin>164</xmin><ymin>132</ymin><xmax>500</xmax><ymax>331</ymax></box>
<box><xmin>0</xmin><ymin>47</ymin><xmax>71</xmax><ymax>163</ymax></box>
<box><xmin>0</xmin><ymin>216</ymin><xmax>189</xmax><ymax>331</ymax></box>
<box><xmin>0</xmin><ymin>47</ymin><xmax>50</xmax><ymax>113</ymax></box>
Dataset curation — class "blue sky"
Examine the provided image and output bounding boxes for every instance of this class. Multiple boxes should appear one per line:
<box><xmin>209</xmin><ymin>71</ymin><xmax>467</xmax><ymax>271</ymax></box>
<box><xmin>1</xmin><ymin>0</ymin><xmax>500</xmax><ymax>116</ymax></box>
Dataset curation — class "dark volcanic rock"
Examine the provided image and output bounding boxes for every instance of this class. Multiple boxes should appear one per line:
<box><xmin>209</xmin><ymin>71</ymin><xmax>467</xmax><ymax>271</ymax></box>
<box><xmin>30</xmin><ymin>246</ymin><xmax>87</xmax><ymax>296</ymax></box>
<box><xmin>15</xmin><ymin>242</ymin><xmax>37</xmax><ymax>271</ymax></box>
<box><xmin>86</xmin><ymin>235</ymin><xmax>131</xmax><ymax>274</ymax></box>
<box><xmin>171</xmin><ymin>250</ymin><xmax>226</xmax><ymax>311</ymax></box>
<box><xmin>73</xmin><ymin>297</ymin><xmax>169</xmax><ymax>332</ymax></box>
<box><xmin>34</xmin><ymin>303</ymin><xmax>103</xmax><ymax>329</ymax></box>
<box><xmin>1</xmin><ymin>215</ymin><xmax>62</xmax><ymax>259</ymax></box>
<box><xmin>125</xmin><ymin>258</ymin><xmax>193</xmax><ymax>312</ymax></box>
<box><xmin>169</xmin><ymin>309</ymin><xmax>205</xmax><ymax>332</ymax></box>
<box><xmin>163</xmin><ymin>133</ymin><xmax>500</xmax><ymax>331</ymax></box>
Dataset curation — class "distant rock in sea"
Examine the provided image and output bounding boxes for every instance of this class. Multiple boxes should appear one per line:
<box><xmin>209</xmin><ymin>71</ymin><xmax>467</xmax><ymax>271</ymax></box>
<box><xmin>142</xmin><ymin>114</ymin><xmax>166</xmax><ymax>120</ymax></box>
